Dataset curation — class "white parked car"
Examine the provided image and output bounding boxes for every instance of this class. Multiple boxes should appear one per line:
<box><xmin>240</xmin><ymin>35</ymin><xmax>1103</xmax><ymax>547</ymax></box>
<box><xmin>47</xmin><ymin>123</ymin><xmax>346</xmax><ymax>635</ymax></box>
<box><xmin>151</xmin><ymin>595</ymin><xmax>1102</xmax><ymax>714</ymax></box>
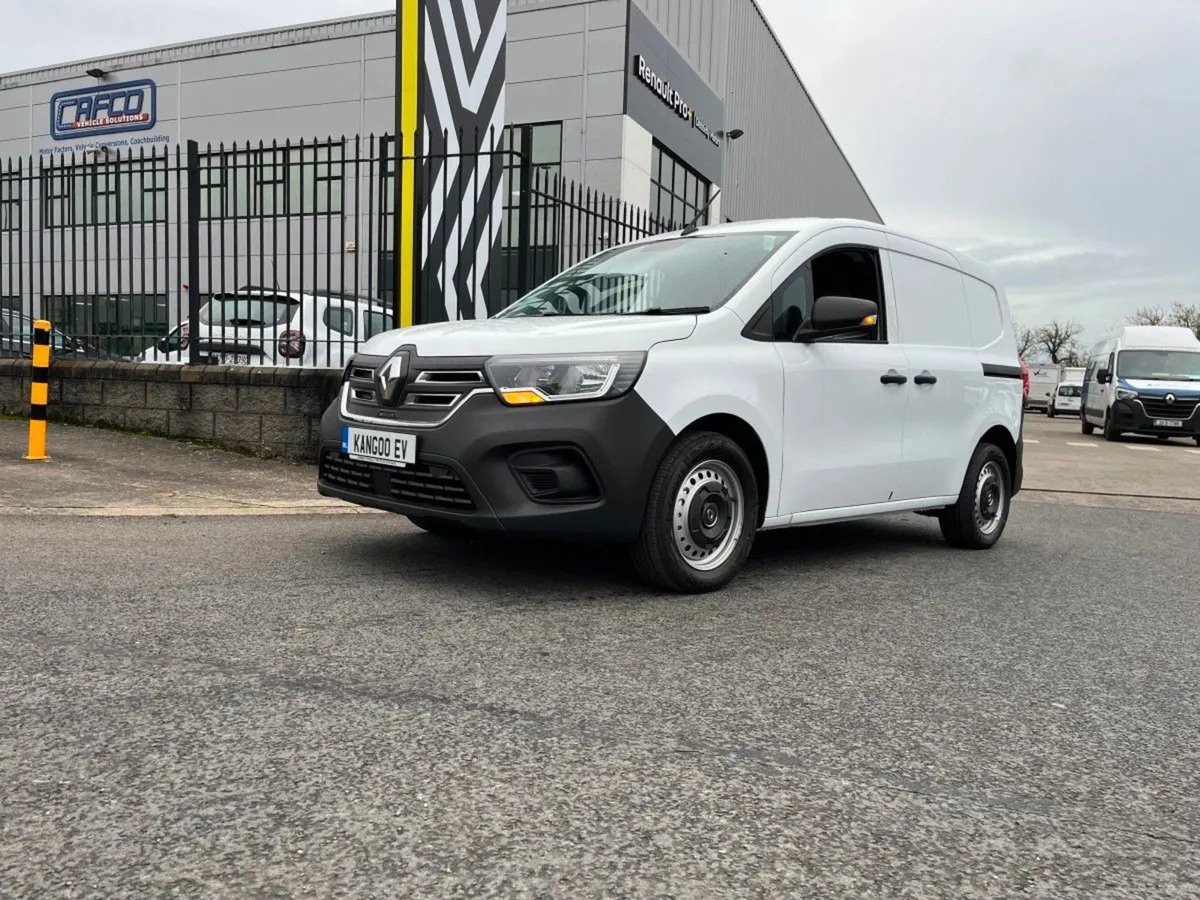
<box><xmin>138</xmin><ymin>288</ymin><xmax>395</xmax><ymax>368</ymax></box>
<box><xmin>318</xmin><ymin>218</ymin><xmax>1026</xmax><ymax>593</ymax></box>
<box><xmin>1047</xmin><ymin>382</ymin><xmax>1082</xmax><ymax>418</ymax></box>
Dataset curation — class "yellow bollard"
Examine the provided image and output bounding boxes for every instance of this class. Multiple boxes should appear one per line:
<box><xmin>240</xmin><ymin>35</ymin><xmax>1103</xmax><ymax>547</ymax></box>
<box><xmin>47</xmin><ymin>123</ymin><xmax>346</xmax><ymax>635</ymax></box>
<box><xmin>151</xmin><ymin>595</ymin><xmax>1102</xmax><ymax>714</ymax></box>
<box><xmin>24</xmin><ymin>319</ymin><xmax>51</xmax><ymax>461</ymax></box>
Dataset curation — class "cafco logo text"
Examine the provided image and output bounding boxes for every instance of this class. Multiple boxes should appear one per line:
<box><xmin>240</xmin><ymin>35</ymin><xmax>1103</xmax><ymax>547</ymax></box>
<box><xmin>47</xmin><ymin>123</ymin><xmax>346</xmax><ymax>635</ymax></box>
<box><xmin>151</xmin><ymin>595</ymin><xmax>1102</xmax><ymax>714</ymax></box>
<box><xmin>634</xmin><ymin>56</ymin><xmax>719</xmax><ymax>147</ymax></box>
<box><xmin>50</xmin><ymin>79</ymin><xmax>157</xmax><ymax>141</ymax></box>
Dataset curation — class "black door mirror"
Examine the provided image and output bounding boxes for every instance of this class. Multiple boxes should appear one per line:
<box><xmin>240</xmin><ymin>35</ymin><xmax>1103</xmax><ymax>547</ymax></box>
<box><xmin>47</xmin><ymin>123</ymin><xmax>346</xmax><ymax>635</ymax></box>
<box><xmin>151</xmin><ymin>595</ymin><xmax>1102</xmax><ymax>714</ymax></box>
<box><xmin>1097</xmin><ymin>368</ymin><xmax>1111</xmax><ymax>384</ymax></box>
<box><xmin>794</xmin><ymin>295</ymin><xmax>879</xmax><ymax>342</ymax></box>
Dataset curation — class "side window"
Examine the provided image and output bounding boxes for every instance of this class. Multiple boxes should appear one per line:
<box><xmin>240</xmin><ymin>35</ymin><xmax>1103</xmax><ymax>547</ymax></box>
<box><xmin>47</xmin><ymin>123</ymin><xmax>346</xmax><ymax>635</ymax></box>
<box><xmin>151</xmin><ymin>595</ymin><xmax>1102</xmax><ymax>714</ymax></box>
<box><xmin>888</xmin><ymin>251</ymin><xmax>970</xmax><ymax>347</ymax></box>
<box><xmin>746</xmin><ymin>245</ymin><xmax>885</xmax><ymax>343</ymax></box>
<box><xmin>962</xmin><ymin>275</ymin><xmax>1003</xmax><ymax>349</ymax></box>
<box><xmin>363</xmin><ymin>310</ymin><xmax>392</xmax><ymax>339</ymax></box>
<box><xmin>323</xmin><ymin>306</ymin><xmax>355</xmax><ymax>336</ymax></box>
<box><xmin>809</xmin><ymin>247</ymin><xmax>885</xmax><ymax>342</ymax></box>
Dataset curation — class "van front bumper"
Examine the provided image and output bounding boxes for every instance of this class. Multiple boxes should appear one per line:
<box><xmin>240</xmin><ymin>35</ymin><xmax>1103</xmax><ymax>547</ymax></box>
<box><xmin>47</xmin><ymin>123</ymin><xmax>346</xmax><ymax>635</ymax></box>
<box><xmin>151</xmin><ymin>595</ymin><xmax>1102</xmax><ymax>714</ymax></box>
<box><xmin>1111</xmin><ymin>398</ymin><xmax>1200</xmax><ymax>437</ymax></box>
<box><xmin>316</xmin><ymin>389</ymin><xmax>675</xmax><ymax>542</ymax></box>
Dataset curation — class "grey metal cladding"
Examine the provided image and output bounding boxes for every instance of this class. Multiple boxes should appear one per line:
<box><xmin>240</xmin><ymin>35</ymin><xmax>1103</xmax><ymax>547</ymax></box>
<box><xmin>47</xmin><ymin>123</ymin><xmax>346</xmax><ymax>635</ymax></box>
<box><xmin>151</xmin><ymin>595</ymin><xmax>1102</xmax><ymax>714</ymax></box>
<box><xmin>625</xmin><ymin>3</ymin><xmax>724</xmax><ymax>184</ymax></box>
<box><xmin>634</xmin><ymin>0</ymin><xmax>881</xmax><ymax>223</ymax></box>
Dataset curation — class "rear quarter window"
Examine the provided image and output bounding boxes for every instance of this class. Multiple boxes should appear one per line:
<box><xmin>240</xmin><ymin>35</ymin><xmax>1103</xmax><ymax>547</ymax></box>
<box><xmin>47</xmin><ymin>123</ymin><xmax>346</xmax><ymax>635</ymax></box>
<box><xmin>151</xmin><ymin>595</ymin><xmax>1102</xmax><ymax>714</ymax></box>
<box><xmin>962</xmin><ymin>275</ymin><xmax>1004</xmax><ymax>350</ymax></box>
<box><xmin>888</xmin><ymin>251</ymin><xmax>972</xmax><ymax>347</ymax></box>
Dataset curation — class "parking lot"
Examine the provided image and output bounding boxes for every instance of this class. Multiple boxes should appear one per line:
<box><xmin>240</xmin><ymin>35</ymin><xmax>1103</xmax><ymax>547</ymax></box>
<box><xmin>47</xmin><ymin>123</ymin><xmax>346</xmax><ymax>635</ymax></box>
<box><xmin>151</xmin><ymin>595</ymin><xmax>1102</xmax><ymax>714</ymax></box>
<box><xmin>2</xmin><ymin>416</ymin><xmax>1198</xmax><ymax>898</ymax></box>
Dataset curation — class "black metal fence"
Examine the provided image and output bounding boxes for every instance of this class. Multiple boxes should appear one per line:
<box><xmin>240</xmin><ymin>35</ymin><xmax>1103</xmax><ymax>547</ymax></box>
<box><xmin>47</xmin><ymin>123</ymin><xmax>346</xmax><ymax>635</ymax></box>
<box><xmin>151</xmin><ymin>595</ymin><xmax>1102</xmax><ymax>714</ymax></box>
<box><xmin>0</xmin><ymin>130</ymin><xmax>681</xmax><ymax>367</ymax></box>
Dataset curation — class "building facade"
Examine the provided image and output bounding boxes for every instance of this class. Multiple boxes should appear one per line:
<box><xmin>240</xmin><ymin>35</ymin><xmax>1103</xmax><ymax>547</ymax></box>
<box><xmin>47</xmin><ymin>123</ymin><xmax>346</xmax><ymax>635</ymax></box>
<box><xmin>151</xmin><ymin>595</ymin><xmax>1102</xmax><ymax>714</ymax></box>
<box><xmin>0</xmin><ymin>0</ymin><xmax>879</xmax><ymax>347</ymax></box>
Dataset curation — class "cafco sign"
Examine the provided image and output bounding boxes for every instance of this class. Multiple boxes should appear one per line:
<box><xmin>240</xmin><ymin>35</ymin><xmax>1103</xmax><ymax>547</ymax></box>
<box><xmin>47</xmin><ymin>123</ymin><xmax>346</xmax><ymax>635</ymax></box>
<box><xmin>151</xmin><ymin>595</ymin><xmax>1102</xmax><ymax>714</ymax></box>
<box><xmin>634</xmin><ymin>55</ymin><xmax>720</xmax><ymax>147</ymax></box>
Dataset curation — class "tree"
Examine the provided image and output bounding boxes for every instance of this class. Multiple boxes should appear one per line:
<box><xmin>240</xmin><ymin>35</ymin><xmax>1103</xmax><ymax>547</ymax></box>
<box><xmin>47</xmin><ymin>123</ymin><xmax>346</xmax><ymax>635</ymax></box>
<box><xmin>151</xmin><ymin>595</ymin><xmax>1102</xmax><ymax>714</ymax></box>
<box><xmin>1014</xmin><ymin>323</ymin><xmax>1038</xmax><ymax>360</ymax></box>
<box><xmin>1036</xmin><ymin>319</ymin><xmax>1085</xmax><ymax>365</ymax></box>
<box><xmin>1128</xmin><ymin>306</ymin><xmax>1168</xmax><ymax>326</ymax></box>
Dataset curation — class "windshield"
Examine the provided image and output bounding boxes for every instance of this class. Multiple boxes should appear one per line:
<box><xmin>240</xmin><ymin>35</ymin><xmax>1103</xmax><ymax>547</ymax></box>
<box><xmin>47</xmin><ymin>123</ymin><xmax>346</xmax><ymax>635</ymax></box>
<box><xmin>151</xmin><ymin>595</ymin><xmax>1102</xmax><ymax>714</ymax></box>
<box><xmin>1117</xmin><ymin>349</ymin><xmax>1200</xmax><ymax>382</ymax></box>
<box><xmin>202</xmin><ymin>295</ymin><xmax>299</xmax><ymax>327</ymax></box>
<box><xmin>1057</xmin><ymin>384</ymin><xmax>1081</xmax><ymax>397</ymax></box>
<box><xmin>494</xmin><ymin>231</ymin><xmax>796</xmax><ymax>318</ymax></box>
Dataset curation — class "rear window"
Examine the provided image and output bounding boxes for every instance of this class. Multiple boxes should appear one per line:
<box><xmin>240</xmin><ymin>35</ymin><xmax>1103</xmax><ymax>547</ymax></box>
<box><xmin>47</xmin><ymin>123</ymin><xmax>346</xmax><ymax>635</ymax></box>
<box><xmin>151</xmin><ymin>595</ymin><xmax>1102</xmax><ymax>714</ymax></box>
<box><xmin>1057</xmin><ymin>384</ymin><xmax>1081</xmax><ymax>397</ymax></box>
<box><xmin>201</xmin><ymin>294</ymin><xmax>299</xmax><ymax>327</ymax></box>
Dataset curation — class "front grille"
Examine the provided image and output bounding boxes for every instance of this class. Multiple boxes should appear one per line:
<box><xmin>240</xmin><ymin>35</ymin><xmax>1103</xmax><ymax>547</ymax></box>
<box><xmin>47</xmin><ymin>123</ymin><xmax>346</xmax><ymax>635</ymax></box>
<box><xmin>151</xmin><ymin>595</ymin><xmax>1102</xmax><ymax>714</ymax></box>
<box><xmin>320</xmin><ymin>451</ymin><xmax>476</xmax><ymax>512</ymax></box>
<box><xmin>1139</xmin><ymin>397</ymin><xmax>1200</xmax><ymax>419</ymax></box>
<box><xmin>342</xmin><ymin>353</ymin><xmax>489</xmax><ymax>426</ymax></box>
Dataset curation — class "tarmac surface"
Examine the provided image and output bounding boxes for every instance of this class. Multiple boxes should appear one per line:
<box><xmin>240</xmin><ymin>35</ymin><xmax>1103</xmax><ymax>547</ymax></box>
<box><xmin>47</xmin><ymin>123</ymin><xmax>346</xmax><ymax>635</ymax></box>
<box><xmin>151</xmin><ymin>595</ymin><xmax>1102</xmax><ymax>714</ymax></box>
<box><xmin>1</xmin><ymin>415</ymin><xmax>1199</xmax><ymax>898</ymax></box>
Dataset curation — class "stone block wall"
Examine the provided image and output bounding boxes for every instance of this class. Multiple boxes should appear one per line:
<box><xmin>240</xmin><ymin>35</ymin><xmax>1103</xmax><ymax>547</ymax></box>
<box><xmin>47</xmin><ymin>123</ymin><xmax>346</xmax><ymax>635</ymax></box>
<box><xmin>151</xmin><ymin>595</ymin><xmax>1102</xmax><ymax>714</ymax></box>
<box><xmin>0</xmin><ymin>360</ymin><xmax>343</xmax><ymax>461</ymax></box>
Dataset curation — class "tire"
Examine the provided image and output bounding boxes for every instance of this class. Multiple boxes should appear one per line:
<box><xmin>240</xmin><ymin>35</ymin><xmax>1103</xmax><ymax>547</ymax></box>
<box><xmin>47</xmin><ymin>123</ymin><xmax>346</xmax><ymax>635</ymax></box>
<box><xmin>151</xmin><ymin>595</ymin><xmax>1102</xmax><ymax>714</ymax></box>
<box><xmin>407</xmin><ymin>515</ymin><xmax>468</xmax><ymax>537</ymax></box>
<box><xmin>1194</xmin><ymin>436</ymin><xmax>1200</xmax><ymax>447</ymax></box>
<box><xmin>938</xmin><ymin>443</ymin><xmax>1012</xmax><ymax>550</ymax></box>
<box><xmin>1047</xmin><ymin>406</ymin><xmax>1056</xmax><ymax>418</ymax></box>
<box><xmin>1103</xmin><ymin>412</ymin><xmax>1122</xmax><ymax>442</ymax></box>
<box><xmin>630</xmin><ymin>431</ymin><xmax>759</xmax><ymax>594</ymax></box>
<box><xmin>1081</xmin><ymin>414</ymin><xmax>1094</xmax><ymax>435</ymax></box>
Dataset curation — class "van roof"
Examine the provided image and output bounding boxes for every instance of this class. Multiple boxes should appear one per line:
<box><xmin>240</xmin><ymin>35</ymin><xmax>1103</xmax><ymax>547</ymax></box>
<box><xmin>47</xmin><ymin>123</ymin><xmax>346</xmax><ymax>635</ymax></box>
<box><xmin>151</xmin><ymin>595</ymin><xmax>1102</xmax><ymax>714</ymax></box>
<box><xmin>1116</xmin><ymin>325</ymin><xmax>1200</xmax><ymax>350</ymax></box>
<box><xmin>654</xmin><ymin>217</ymin><xmax>1000</xmax><ymax>286</ymax></box>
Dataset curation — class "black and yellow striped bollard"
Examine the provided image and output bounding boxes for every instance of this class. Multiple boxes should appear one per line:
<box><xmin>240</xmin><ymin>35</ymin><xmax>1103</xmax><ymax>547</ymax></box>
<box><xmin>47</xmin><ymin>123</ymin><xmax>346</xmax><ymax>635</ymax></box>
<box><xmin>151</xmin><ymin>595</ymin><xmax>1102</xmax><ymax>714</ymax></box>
<box><xmin>24</xmin><ymin>319</ymin><xmax>51</xmax><ymax>462</ymax></box>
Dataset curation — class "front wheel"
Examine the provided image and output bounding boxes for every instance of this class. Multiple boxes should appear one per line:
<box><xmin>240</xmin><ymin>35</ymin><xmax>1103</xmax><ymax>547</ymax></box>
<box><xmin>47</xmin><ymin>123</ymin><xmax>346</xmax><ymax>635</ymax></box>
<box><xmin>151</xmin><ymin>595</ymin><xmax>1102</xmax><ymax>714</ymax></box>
<box><xmin>1047</xmin><ymin>406</ymin><xmax>1056</xmax><ymax>418</ymax></box>
<box><xmin>1103</xmin><ymin>412</ymin><xmax>1122</xmax><ymax>442</ymax></box>
<box><xmin>630</xmin><ymin>431</ymin><xmax>759</xmax><ymax>593</ymax></box>
<box><xmin>1081</xmin><ymin>414</ymin><xmax>1094</xmax><ymax>435</ymax></box>
<box><xmin>939</xmin><ymin>443</ymin><xmax>1012</xmax><ymax>550</ymax></box>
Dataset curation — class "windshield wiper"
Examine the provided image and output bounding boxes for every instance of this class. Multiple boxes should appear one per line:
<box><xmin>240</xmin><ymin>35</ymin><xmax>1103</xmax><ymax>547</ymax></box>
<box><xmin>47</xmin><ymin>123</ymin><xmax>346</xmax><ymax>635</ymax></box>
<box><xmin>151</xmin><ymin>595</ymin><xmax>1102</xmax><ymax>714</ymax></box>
<box><xmin>633</xmin><ymin>306</ymin><xmax>712</xmax><ymax>316</ymax></box>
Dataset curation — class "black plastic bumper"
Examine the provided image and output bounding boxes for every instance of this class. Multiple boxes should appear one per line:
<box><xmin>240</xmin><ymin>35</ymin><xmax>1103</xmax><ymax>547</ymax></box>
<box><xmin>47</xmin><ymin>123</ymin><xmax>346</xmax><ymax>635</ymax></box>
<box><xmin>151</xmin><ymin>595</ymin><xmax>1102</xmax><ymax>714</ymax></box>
<box><xmin>1111</xmin><ymin>399</ymin><xmax>1200</xmax><ymax>437</ymax></box>
<box><xmin>316</xmin><ymin>388</ymin><xmax>675</xmax><ymax>541</ymax></box>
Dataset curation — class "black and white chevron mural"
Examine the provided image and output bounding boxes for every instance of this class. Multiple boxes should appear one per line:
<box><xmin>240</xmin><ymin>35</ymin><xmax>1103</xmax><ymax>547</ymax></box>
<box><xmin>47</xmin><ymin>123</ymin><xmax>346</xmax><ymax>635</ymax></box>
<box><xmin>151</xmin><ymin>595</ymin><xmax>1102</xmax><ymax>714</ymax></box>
<box><xmin>416</xmin><ymin>0</ymin><xmax>507</xmax><ymax>323</ymax></box>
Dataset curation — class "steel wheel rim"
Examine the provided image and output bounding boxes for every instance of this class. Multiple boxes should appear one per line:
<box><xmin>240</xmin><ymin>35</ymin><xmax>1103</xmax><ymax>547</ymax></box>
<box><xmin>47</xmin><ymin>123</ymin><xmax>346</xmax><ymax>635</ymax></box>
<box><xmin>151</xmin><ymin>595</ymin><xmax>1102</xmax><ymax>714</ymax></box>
<box><xmin>673</xmin><ymin>460</ymin><xmax>745</xmax><ymax>572</ymax></box>
<box><xmin>974</xmin><ymin>461</ymin><xmax>1006</xmax><ymax>536</ymax></box>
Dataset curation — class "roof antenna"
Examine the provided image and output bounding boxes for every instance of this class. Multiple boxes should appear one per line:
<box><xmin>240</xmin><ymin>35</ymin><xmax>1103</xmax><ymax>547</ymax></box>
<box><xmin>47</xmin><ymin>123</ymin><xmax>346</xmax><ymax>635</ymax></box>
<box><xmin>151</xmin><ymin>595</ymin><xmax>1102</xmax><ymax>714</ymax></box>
<box><xmin>681</xmin><ymin>187</ymin><xmax>721</xmax><ymax>237</ymax></box>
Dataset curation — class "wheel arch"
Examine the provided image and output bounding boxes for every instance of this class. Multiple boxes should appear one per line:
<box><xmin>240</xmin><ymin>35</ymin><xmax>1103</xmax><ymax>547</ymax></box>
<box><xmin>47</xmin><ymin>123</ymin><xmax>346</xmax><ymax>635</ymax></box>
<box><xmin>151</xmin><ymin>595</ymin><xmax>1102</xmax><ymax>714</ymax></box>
<box><xmin>679</xmin><ymin>413</ymin><xmax>771</xmax><ymax>527</ymax></box>
<box><xmin>978</xmin><ymin>423</ymin><xmax>1018</xmax><ymax>487</ymax></box>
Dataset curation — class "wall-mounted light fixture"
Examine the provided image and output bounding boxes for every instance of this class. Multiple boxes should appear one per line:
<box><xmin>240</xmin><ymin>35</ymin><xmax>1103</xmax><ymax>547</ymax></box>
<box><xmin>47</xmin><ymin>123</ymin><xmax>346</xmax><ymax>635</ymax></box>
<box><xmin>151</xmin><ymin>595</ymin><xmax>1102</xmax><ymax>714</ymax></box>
<box><xmin>85</xmin><ymin>67</ymin><xmax>107</xmax><ymax>80</ymax></box>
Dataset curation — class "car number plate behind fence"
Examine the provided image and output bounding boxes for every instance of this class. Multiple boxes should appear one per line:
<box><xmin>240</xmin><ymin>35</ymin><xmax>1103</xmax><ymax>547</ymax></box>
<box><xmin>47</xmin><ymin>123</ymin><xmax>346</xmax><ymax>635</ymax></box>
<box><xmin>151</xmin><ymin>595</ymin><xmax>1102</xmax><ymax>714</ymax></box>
<box><xmin>220</xmin><ymin>354</ymin><xmax>251</xmax><ymax>365</ymax></box>
<box><xmin>1153</xmin><ymin>419</ymin><xmax>1183</xmax><ymax>428</ymax></box>
<box><xmin>342</xmin><ymin>426</ymin><xmax>417</xmax><ymax>468</ymax></box>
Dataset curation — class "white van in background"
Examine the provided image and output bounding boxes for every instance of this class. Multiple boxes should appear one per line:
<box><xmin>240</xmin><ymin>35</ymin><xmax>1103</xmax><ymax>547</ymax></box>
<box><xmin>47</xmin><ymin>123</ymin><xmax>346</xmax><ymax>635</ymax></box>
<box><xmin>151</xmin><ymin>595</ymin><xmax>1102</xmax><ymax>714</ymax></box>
<box><xmin>1048</xmin><ymin>381</ymin><xmax>1082</xmax><ymax>418</ymax></box>
<box><xmin>1025</xmin><ymin>364</ymin><xmax>1061</xmax><ymax>413</ymax></box>
<box><xmin>1081</xmin><ymin>325</ymin><xmax>1200</xmax><ymax>443</ymax></box>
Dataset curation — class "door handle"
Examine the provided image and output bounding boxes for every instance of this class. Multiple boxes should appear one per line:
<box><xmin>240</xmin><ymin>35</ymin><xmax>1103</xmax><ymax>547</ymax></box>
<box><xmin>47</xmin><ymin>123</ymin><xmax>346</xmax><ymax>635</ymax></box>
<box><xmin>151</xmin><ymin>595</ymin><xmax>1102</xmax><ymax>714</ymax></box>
<box><xmin>914</xmin><ymin>371</ymin><xmax>938</xmax><ymax>386</ymax></box>
<box><xmin>880</xmin><ymin>370</ymin><xmax>908</xmax><ymax>385</ymax></box>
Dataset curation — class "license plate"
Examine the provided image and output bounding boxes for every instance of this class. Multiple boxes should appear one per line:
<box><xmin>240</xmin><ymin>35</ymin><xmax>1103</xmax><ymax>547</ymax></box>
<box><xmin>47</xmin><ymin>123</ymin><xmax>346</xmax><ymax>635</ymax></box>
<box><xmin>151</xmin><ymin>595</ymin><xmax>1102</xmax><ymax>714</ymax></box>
<box><xmin>220</xmin><ymin>353</ymin><xmax>251</xmax><ymax>366</ymax></box>
<box><xmin>1153</xmin><ymin>419</ymin><xmax>1184</xmax><ymax>428</ymax></box>
<box><xmin>342</xmin><ymin>425</ymin><xmax>417</xmax><ymax>468</ymax></box>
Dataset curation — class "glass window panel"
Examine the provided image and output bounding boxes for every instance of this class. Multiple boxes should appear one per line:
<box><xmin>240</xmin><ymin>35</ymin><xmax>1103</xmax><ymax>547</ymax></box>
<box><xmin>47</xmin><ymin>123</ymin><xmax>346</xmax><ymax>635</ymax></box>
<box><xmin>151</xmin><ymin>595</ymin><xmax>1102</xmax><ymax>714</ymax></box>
<box><xmin>531</xmin><ymin>123</ymin><xmax>562</xmax><ymax>165</ymax></box>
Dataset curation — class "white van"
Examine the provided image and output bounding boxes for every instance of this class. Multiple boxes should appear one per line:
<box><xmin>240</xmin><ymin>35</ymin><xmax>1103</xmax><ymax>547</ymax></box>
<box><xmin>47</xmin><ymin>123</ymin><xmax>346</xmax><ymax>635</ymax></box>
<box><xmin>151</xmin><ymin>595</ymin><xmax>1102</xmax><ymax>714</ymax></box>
<box><xmin>1081</xmin><ymin>325</ymin><xmax>1200</xmax><ymax>443</ymax></box>
<box><xmin>1025</xmin><ymin>364</ymin><xmax>1061</xmax><ymax>413</ymax></box>
<box><xmin>318</xmin><ymin>218</ymin><xmax>1026</xmax><ymax>593</ymax></box>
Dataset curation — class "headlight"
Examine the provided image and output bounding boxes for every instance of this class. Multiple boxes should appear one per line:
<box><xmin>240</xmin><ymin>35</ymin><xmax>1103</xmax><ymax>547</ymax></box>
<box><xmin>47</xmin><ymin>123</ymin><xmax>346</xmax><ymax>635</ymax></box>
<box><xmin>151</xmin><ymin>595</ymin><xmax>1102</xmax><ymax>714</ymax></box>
<box><xmin>485</xmin><ymin>352</ymin><xmax>647</xmax><ymax>405</ymax></box>
<box><xmin>1117</xmin><ymin>389</ymin><xmax>1138</xmax><ymax>400</ymax></box>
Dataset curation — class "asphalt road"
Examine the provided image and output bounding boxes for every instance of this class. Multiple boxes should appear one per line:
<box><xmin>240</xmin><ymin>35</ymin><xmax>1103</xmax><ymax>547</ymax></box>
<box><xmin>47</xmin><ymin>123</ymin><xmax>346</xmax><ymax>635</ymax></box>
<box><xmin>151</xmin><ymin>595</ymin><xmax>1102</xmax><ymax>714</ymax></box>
<box><xmin>2</xmin><ymin>418</ymin><xmax>1199</xmax><ymax>898</ymax></box>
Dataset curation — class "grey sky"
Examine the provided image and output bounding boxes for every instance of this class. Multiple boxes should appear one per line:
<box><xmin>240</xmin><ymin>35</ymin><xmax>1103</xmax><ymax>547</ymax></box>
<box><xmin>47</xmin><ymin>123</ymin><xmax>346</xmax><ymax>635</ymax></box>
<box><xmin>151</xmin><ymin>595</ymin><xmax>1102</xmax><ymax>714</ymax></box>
<box><xmin>6</xmin><ymin>0</ymin><xmax>1198</xmax><ymax>343</ymax></box>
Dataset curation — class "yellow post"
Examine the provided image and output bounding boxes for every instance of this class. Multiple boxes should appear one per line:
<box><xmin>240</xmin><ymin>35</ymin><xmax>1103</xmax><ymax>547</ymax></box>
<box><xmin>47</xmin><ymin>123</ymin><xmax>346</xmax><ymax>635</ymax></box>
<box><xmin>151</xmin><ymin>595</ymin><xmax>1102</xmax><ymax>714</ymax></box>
<box><xmin>24</xmin><ymin>319</ymin><xmax>51</xmax><ymax>461</ymax></box>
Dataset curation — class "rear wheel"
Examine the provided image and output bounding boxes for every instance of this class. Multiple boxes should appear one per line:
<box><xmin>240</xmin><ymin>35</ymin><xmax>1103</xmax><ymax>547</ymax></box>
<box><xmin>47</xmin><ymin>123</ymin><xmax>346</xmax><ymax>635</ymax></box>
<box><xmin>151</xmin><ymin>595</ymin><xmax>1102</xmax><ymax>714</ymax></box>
<box><xmin>939</xmin><ymin>443</ymin><xmax>1011</xmax><ymax>550</ymax></box>
<box><xmin>1047</xmin><ymin>405</ymin><xmax>1056</xmax><ymax>418</ymax></box>
<box><xmin>630</xmin><ymin>431</ymin><xmax>759</xmax><ymax>594</ymax></box>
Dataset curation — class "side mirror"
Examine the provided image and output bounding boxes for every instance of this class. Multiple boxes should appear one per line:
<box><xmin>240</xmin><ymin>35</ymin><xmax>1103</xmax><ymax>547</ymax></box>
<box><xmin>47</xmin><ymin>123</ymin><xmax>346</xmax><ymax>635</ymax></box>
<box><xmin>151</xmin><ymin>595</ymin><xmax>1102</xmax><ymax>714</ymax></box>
<box><xmin>794</xmin><ymin>295</ymin><xmax>879</xmax><ymax>342</ymax></box>
<box><xmin>1097</xmin><ymin>368</ymin><xmax>1111</xmax><ymax>384</ymax></box>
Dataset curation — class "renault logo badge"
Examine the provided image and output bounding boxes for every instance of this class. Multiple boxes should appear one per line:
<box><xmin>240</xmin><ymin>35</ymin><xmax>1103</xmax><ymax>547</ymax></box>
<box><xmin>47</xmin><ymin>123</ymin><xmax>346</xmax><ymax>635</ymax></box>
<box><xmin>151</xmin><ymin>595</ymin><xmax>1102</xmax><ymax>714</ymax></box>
<box><xmin>375</xmin><ymin>352</ymin><xmax>409</xmax><ymax>406</ymax></box>
<box><xmin>1166</xmin><ymin>393</ymin><xmax>1176</xmax><ymax>405</ymax></box>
